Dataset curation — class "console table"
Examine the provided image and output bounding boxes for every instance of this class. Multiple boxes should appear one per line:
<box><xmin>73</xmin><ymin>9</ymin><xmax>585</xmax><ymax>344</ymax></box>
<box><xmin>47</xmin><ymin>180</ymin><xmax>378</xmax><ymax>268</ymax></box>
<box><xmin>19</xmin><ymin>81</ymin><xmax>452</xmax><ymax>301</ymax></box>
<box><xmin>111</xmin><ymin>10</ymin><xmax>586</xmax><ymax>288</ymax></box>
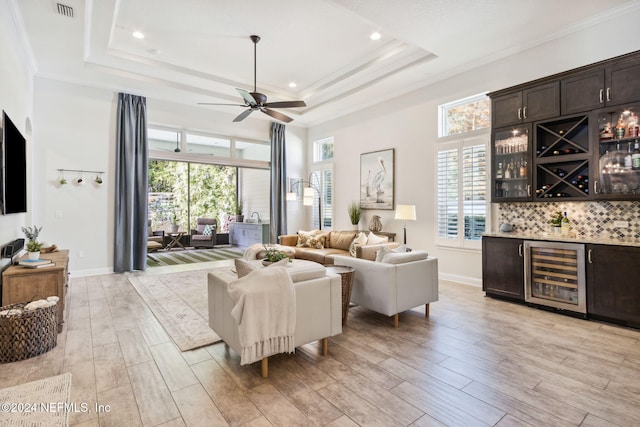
<box><xmin>1</xmin><ymin>250</ymin><xmax>69</xmax><ymax>332</ymax></box>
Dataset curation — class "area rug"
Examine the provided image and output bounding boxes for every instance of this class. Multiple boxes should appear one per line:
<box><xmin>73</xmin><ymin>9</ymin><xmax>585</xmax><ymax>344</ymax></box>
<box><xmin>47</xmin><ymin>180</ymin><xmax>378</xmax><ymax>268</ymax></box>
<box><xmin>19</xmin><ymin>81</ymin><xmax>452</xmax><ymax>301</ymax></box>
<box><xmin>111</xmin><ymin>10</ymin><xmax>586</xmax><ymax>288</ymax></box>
<box><xmin>0</xmin><ymin>372</ymin><xmax>72</xmax><ymax>426</ymax></box>
<box><xmin>129</xmin><ymin>266</ymin><xmax>233</xmax><ymax>351</ymax></box>
<box><xmin>146</xmin><ymin>247</ymin><xmax>243</xmax><ymax>267</ymax></box>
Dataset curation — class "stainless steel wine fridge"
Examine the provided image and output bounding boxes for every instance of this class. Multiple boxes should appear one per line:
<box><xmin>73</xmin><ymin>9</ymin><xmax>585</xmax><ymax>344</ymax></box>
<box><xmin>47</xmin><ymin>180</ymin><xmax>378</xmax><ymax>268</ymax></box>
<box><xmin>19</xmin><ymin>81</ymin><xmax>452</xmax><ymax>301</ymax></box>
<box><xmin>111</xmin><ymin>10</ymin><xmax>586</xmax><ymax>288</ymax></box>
<box><xmin>524</xmin><ymin>241</ymin><xmax>586</xmax><ymax>314</ymax></box>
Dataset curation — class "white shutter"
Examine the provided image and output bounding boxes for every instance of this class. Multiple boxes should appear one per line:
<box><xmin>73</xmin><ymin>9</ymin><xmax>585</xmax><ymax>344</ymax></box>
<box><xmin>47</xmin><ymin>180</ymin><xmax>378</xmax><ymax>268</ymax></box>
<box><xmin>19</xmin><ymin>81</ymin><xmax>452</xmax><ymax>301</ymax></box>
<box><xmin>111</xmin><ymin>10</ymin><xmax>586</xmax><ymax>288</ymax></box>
<box><xmin>437</xmin><ymin>148</ymin><xmax>459</xmax><ymax>239</ymax></box>
<box><xmin>462</xmin><ymin>144</ymin><xmax>487</xmax><ymax>241</ymax></box>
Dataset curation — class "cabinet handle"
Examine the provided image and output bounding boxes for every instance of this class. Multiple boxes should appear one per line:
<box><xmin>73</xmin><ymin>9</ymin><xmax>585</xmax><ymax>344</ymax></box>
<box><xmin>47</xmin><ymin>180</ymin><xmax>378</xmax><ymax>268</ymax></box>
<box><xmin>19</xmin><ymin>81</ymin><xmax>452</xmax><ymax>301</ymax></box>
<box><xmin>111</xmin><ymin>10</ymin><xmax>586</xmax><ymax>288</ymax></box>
<box><xmin>599</xmin><ymin>89</ymin><xmax>604</xmax><ymax>103</ymax></box>
<box><xmin>588</xmin><ymin>249</ymin><xmax>593</xmax><ymax>264</ymax></box>
<box><xmin>523</xmin><ymin>107</ymin><xmax>527</xmax><ymax>119</ymax></box>
<box><xmin>518</xmin><ymin>108</ymin><xmax>522</xmax><ymax>120</ymax></box>
<box><xmin>527</xmin><ymin>184</ymin><xmax>531</xmax><ymax>196</ymax></box>
<box><xmin>594</xmin><ymin>180</ymin><xmax>599</xmax><ymax>194</ymax></box>
<box><xmin>518</xmin><ymin>244</ymin><xmax>523</xmax><ymax>257</ymax></box>
<box><xmin>606</xmin><ymin>88</ymin><xmax>611</xmax><ymax>102</ymax></box>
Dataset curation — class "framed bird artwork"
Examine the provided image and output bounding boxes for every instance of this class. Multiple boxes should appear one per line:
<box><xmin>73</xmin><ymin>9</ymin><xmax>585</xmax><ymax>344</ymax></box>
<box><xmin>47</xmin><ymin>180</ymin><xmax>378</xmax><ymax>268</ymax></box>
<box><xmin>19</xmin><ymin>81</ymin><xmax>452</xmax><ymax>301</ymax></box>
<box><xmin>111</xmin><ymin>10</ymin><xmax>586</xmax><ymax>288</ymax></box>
<box><xmin>360</xmin><ymin>148</ymin><xmax>394</xmax><ymax>210</ymax></box>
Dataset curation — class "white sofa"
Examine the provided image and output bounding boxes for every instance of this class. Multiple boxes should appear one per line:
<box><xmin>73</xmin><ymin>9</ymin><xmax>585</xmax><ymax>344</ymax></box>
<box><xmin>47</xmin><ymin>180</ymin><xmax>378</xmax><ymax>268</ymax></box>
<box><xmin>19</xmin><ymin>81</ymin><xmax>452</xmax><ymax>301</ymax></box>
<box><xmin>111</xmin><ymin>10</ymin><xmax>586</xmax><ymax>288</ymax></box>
<box><xmin>208</xmin><ymin>260</ymin><xmax>342</xmax><ymax>377</ymax></box>
<box><xmin>332</xmin><ymin>253</ymin><xmax>438</xmax><ymax>327</ymax></box>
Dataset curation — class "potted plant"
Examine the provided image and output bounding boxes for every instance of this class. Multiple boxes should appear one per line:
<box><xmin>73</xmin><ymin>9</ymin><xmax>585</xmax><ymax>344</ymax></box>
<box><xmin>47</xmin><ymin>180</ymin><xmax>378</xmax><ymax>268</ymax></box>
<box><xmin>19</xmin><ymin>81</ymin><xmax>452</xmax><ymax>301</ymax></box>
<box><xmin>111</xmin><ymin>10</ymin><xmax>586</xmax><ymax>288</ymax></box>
<box><xmin>234</xmin><ymin>198</ymin><xmax>244</xmax><ymax>223</ymax></box>
<box><xmin>169</xmin><ymin>211</ymin><xmax>179</xmax><ymax>233</ymax></box>
<box><xmin>22</xmin><ymin>225</ymin><xmax>43</xmax><ymax>260</ymax></box>
<box><xmin>262</xmin><ymin>246</ymin><xmax>290</xmax><ymax>266</ymax></box>
<box><xmin>347</xmin><ymin>201</ymin><xmax>361</xmax><ymax>229</ymax></box>
<box><xmin>548</xmin><ymin>211</ymin><xmax>563</xmax><ymax>233</ymax></box>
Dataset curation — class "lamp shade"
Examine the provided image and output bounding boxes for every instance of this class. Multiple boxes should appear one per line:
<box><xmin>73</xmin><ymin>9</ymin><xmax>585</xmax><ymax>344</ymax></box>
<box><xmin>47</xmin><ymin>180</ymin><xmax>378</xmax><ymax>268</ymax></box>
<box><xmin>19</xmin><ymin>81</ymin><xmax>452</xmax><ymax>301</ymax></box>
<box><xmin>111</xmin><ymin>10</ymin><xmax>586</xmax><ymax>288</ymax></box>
<box><xmin>394</xmin><ymin>204</ymin><xmax>416</xmax><ymax>221</ymax></box>
<box><xmin>286</xmin><ymin>192</ymin><xmax>297</xmax><ymax>201</ymax></box>
<box><xmin>303</xmin><ymin>187</ymin><xmax>314</xmax><ymax>206</ymax></box>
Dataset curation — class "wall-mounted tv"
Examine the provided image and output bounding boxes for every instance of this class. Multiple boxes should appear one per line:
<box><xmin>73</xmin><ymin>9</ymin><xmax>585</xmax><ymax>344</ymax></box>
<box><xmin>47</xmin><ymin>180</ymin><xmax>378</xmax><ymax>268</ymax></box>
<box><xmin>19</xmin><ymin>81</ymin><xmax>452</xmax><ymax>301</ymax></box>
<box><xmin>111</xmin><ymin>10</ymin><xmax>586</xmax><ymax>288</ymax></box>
<box><xmin>1</xmin><ymin>110</ymin><xmax>27</xmax><ymax>215</ymax></box>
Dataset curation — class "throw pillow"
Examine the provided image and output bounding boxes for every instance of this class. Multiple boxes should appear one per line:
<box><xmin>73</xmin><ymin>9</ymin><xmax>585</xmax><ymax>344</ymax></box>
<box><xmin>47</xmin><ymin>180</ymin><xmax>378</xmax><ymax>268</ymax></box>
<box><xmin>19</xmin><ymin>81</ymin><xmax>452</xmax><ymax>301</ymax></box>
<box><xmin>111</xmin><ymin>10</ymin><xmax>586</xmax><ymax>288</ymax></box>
<box><xmin>366</xmin><ymin>232</ymin><xmax>388</xmax><ymax>245</ymax></box>
<box><xmin>235</xmin><ymin>258</ymin><xmax>259</xmax><ymax>278</ymax></box>
<box><xmin>348</xmin><ymin>232</ymin><xmax>369</xmax><ymax>257</ymax></box>
<box><xmin>375</xmin><ymin>244</ymin><xmax>408</xmax><ymax>262</ymax></box>
<box><xmin>296</xmin><ymin>230</ymin><xmax>325</xmax><ymax>249</ymax></box>
<box><xmin>202</xmin><ymin>224</ymin><xmax>215</xmax><ymax>236</ymax></box>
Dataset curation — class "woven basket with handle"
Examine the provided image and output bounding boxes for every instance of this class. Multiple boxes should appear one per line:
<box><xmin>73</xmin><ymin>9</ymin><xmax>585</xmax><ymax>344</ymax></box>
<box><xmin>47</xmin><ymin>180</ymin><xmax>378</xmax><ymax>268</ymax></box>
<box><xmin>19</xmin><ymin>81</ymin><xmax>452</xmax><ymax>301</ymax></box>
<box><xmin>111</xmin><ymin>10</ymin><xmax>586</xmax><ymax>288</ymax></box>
<box><xmin>0</xmin><ymin>302</ymin><xmax>58</xmax><ymax>363</ymax></box>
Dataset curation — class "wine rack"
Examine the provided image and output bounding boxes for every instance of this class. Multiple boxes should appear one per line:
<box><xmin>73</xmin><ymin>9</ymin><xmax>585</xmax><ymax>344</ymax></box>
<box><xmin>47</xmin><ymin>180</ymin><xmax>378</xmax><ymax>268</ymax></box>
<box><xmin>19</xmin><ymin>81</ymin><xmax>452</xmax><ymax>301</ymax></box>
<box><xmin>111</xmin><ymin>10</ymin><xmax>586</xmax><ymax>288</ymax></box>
<box><xmin>534</xmin><ymin>115</ymin><xmax>590</xmax><ymax>200</ymax></box>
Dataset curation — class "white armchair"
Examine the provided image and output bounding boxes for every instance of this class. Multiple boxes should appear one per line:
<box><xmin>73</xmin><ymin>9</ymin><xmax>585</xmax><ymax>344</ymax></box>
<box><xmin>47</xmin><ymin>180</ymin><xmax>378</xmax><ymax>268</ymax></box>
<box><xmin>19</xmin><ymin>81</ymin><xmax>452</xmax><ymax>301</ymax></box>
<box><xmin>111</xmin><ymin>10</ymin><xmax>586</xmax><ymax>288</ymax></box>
<box><xmin>332</xmin><ymin>252</ymin><xmax>438</xmax><ymax>327</ymax></box>
<box><xmin>208</xmin><ymin>260</ymin><xmax>342</xmax><ymax>377</ymax></box>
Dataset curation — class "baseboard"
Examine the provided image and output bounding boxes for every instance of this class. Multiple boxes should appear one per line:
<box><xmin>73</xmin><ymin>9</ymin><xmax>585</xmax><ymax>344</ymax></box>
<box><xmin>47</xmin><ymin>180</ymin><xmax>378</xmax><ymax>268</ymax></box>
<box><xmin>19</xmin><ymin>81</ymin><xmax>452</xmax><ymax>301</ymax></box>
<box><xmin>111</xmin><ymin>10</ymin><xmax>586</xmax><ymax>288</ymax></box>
<box><xmin>439</xmin><ymin>272</ymin><xmax>481</xmax><ymax>287</ymax></box>
<box><xmin>70</xmin><ymin>267</ymin><xmax>113</xmax><ymax>278</ymax></box>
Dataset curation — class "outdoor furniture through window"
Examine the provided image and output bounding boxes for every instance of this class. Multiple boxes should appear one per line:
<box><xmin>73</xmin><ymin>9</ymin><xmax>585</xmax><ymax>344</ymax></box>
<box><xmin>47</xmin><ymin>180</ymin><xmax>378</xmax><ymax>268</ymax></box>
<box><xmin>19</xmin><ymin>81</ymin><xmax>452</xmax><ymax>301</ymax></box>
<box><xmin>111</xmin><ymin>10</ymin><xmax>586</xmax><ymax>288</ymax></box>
<box><xmin>190</xmin><ymin>218</ymin><xmax>217</xmax><ymax>248</ymax></box>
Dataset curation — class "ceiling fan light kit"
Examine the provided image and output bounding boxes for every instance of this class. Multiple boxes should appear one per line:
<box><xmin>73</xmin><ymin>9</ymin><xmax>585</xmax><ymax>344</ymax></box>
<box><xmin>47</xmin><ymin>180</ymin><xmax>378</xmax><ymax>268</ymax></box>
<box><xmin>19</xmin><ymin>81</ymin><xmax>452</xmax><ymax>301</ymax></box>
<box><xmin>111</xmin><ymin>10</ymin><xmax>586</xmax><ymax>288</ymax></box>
<box><xmin>199</xmin><ymin>35</ymin><xmax>306</xmax><ymax>123</ymax></box>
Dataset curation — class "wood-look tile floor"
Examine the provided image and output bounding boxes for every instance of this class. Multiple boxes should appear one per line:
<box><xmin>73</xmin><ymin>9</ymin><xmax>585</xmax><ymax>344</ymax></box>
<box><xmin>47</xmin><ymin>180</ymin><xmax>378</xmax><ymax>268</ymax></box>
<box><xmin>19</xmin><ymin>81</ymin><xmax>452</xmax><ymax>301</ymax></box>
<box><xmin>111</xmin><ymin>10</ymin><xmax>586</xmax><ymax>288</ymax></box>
<box><xmin>2</xmin><ymin>259</ymin><xmax>640</xmax><ymax>426</ymax></box>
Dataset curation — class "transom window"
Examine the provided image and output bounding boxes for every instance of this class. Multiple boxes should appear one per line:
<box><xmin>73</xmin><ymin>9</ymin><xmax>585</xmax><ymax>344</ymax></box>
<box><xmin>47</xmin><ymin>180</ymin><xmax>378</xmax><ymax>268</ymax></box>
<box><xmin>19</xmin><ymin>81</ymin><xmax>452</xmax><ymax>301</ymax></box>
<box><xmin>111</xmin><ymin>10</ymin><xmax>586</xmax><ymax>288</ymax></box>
<box><xmin>439</xmin><ymin>93</ymin><xmax>491</xmax><ymax>137</ymax></box>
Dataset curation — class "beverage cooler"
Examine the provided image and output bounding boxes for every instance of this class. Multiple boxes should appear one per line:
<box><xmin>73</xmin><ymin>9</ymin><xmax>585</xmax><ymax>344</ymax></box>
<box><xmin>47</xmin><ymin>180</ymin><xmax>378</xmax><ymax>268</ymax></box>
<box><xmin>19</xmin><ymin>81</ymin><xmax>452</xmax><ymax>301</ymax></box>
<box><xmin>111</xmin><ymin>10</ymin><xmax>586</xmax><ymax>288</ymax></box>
<box><xmin>524</xmin><ymin>241</ymin><xmax>586</xmax><ymax>314</ymax></box>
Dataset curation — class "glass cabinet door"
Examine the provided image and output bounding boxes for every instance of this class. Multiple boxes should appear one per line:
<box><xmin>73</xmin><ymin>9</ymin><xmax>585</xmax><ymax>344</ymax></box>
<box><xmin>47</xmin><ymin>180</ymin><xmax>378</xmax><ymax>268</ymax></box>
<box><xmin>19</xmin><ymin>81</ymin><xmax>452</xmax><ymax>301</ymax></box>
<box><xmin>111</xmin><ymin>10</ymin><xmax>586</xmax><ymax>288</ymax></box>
<box><xmin>595</xmin><ymin>105</ymin><xmax>640</xmax><ymax>198</ymax></box>
<box><xmin>492</xmin><ymin>126</ymin><xmax>531</xmax><ymax>201</ymax></box>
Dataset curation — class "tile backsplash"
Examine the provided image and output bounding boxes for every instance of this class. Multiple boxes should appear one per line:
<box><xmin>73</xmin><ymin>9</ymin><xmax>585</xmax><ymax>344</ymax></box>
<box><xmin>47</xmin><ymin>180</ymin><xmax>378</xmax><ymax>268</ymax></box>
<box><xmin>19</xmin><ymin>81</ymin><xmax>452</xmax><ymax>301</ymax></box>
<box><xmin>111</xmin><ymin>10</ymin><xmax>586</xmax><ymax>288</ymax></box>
<box><xmin>498</xmin><ymin>201</ymin><xmax>640</xmax><ymax>241</ymax></box>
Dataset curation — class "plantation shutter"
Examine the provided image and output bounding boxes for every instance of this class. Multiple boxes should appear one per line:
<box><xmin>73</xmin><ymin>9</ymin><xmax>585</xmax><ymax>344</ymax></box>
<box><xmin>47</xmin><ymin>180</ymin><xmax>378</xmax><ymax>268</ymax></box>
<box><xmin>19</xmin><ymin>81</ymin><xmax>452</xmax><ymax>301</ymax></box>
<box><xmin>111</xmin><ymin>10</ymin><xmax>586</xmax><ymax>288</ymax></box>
<box><xmin>462</xmin><ymin>144</ymin><xmax>487</xmax><ymax>240</ymax></box>
<box><xmin>437</xmin><ymin>148</ymin><xmax>459</xmax><ymax>239</ymax></box>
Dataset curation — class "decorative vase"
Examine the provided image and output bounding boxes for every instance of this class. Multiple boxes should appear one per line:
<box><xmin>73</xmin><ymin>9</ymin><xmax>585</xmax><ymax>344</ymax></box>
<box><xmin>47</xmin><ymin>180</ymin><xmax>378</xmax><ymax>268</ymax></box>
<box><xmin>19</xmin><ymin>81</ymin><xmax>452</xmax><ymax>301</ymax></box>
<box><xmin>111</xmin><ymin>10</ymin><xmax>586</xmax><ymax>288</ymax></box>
<box><xmin>28</xmin><ymin>251</ymin><xmax>40</xmax><ymax>260</ymax></box>
<box><xmin>369</xmin><ymin>215</ymin><xmax>383</xmax><ymax>232</ymax></box>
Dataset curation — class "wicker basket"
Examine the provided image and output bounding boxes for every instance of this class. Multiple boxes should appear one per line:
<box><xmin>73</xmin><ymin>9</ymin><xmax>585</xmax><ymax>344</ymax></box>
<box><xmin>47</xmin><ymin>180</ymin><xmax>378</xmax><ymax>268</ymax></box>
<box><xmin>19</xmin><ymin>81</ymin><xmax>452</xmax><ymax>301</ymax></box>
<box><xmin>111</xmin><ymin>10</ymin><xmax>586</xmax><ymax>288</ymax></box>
<box><xmin>0</xmin><ymin>302</ymin><xmax>58</xmax><ymax>363</ymax></box>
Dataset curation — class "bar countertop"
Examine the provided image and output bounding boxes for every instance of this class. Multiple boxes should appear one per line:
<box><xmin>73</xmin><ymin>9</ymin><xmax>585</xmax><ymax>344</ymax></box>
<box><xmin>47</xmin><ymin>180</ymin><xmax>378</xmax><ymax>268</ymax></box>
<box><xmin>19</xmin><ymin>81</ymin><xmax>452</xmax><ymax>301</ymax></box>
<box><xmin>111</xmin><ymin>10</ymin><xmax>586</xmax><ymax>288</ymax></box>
<box><xmin>482</xmin><ymin>231</ymin><xmax>640</xmax><ymax>247</ymax></box>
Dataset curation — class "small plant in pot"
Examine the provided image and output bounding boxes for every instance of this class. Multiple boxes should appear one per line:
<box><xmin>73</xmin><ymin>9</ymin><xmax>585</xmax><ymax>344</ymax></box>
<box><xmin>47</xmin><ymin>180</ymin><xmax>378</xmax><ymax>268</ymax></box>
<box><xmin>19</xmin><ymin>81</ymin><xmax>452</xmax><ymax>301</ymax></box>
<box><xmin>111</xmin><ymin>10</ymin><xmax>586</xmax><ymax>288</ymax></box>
<box><xmin>22</xmin><ymin>225</ymin><xmax>43</xmax><ymax>260</ymax></box>
<box><xmin>234</xmin><ymin>198</ymin><xmax>244</xmax><ymax>223</ymax></box>
<box><xmin>262</xmin><ymin>246</ymin><xmax>290</xmax><ymax>266</ymax></box>
<box><xmin>347</xmin><ymin>201</ymin><xmax>361</xmax><ymax>229</ymax></box>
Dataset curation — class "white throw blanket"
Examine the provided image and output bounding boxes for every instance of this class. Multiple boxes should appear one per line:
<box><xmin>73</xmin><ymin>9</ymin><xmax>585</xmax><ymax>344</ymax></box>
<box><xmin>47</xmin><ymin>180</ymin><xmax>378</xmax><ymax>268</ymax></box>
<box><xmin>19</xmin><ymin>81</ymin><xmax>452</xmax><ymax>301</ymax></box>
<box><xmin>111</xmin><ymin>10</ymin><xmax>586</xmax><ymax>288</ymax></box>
<box><xmin>227</xmin><ymin>266</ymin><xmax>296</xmax><ymax>365</ymax></box>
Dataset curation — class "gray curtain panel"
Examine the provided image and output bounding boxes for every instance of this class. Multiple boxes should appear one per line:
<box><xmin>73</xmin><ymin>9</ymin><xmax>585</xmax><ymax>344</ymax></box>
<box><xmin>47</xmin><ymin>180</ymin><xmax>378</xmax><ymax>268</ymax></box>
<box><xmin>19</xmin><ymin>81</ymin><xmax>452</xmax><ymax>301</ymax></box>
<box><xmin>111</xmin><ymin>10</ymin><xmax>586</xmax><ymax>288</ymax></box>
<box><xmin>270</xmin><ymin>122</ymin><xmax>287</xmax><ymax>242</ymax></box>
<box><xmin>114</xmin><ymin>93</ymin><xmax>148</xmax><ymax>272</ymax></box>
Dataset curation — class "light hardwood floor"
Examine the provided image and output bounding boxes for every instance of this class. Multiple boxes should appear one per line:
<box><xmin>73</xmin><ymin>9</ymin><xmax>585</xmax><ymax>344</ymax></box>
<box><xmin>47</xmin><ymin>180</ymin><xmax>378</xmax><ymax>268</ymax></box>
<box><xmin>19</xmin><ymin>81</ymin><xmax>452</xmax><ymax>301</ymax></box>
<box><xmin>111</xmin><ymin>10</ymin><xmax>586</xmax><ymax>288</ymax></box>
<box><xmin>1</xmin><ymin>259</ymin><xmax>640</xmax><ymax>426</ymax></box>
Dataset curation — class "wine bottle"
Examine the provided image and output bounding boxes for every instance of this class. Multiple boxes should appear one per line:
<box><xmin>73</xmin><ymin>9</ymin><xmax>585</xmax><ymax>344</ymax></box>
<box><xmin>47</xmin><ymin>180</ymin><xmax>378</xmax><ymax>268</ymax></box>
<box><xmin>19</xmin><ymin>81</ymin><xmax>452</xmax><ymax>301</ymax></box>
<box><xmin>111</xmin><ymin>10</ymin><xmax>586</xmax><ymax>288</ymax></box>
<box><xmin>625</xmin><ymin>142</ymin><xmax>633</xmax><ymax>169</ymax></box>
<box><xmin>505</xmin><ymin>163</ymin><xmax>512</xmax><ymax>179</ymax></box>
<box><xmin>633</xmin><ymin>141</ymin><xmax>640</xmax><ymax>171</ymax></box>
<box><xmin>496</xmin><ymin>162</ymin><xmax>503</xmax><ymax>178</ymax></box>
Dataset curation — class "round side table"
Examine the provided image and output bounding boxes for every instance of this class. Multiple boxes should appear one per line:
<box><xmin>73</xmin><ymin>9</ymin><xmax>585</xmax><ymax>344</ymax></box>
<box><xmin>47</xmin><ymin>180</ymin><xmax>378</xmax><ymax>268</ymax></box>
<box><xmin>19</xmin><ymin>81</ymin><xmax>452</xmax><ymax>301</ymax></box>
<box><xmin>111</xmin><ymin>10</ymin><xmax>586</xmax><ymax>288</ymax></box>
<box><xmin>325</xmin><ymin>265</ymin><xmax>355</xmax><ymax>324</ymax></box>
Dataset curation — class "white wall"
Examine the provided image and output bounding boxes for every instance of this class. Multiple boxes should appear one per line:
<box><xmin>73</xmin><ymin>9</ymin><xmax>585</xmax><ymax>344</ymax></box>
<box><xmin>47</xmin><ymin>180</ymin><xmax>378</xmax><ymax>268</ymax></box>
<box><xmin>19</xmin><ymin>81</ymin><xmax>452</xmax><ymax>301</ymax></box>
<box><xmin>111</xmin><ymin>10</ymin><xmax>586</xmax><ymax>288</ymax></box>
<box><xmin>31</xmin><ymin>79</ymin><xmax>306</xmax><ymax>275</ymax></box>
<box><xmin>308</xmin><ymin>13</ymin><xmax>640</xmax><ymax>285</ymax></box>
<box><xmin>0</xmin><ymin>1</ymin><xmax>34</xmax><ymax>258</ymax></box>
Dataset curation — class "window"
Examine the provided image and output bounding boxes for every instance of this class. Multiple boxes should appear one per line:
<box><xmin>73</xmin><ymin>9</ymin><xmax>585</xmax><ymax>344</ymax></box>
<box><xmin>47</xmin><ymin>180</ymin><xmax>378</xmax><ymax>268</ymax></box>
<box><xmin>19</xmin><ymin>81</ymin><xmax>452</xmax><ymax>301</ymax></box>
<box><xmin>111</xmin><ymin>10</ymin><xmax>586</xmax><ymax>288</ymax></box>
<box><xmin>439</xmin><ymin>93</ymin><xmax>491</xmax><ymax>137</ymax></box>
<box><xmin>436</xmin><ymin>95</ymin><xmax>489</xmax><ymax>249</ymax></box>
<box><xmin>147</xmin><ymin>126</ymin><xmax>271</xmax><ymax>233</ymax></box>
<box><xmin>311</xmin><ymin>137</ymin><xmax>334</xmax><ymax>229</ymax></box>
<box><xmin>313</xmin><ymin>137</ymin><xmax>334</xmax><ymax>162</ymax></box>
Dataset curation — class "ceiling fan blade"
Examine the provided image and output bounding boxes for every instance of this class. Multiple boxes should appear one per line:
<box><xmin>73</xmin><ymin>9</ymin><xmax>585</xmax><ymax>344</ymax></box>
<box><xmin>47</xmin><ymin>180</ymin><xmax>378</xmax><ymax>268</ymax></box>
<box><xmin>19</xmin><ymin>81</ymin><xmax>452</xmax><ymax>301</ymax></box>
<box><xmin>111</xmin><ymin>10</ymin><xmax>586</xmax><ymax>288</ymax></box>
<box><xmin>236</xmin><ymin>88</ymin><xmax>257</xmax><ymax>106</ymax></box>
<box><xmin>233</xmin><ymin>108</ymin><xmax>255</xmax><ymax>122</ymax></box>
<box><xmin>198</xmin><ymin>103</ymin><xmax>245</xmax><ymax>106</ymax></box>
<box><xmin>261</xmin><ymin>108</ymin><xmax>293</xmax><ymax>123</ymax></box>
<box><xmin>263</xmin><ymin>100</ymin><xmax>306</xmax><ymax>109</ymax></box>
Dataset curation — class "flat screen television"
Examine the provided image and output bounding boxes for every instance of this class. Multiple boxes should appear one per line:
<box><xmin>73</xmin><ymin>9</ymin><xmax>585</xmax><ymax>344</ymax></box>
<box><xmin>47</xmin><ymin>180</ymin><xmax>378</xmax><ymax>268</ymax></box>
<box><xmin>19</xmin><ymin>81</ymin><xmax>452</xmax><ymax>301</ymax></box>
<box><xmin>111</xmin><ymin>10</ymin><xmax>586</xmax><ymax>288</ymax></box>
<box><xmin>1</xmin><ymin>110</ymin><xmax>27</xmax><ymax>215</ymax></box>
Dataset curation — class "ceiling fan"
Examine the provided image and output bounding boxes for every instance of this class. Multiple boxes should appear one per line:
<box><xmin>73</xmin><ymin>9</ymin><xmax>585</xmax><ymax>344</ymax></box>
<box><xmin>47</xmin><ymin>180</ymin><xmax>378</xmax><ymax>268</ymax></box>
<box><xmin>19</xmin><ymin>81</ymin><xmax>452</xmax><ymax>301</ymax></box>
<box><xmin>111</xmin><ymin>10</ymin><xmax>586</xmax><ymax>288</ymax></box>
<box><xmin>198</xmin><ymin>35</ymin><xmax>306</xmax><ymax>123</ymax></box>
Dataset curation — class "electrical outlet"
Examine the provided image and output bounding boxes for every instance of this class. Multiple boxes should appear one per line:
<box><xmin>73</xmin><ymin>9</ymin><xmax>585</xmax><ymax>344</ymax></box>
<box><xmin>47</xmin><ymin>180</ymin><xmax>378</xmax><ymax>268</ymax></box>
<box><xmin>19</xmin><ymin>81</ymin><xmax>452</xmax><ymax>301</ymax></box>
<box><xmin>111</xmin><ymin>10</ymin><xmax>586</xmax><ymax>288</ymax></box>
<box><xmin>78</xmin><ymin>250</ymin><xmax>85</xmax><ymax>258</ymax></box>
<box><xmin>614</xmin><ymin>220</ymin><xmax>629</xmax><ymax>228</ymax></box>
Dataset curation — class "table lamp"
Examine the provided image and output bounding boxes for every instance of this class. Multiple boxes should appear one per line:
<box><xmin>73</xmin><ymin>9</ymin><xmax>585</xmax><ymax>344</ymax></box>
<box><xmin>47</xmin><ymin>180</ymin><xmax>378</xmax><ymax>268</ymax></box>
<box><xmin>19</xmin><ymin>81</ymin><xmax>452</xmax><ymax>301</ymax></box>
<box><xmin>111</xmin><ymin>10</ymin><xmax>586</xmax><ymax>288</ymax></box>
<box><xmin>394</xmin><ymin>204</ymin><xmax>416</xmax><ymax>244</ymax></box>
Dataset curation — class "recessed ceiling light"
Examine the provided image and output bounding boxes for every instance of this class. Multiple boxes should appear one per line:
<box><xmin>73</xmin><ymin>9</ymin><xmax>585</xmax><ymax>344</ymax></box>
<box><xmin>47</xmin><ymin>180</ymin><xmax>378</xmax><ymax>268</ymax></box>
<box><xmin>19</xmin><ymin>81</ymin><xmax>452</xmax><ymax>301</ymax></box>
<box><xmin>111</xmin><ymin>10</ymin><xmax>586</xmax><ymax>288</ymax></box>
<box><xmin>132</xmin><ymin>31</ymin><xmax>145</xmax><ymax>39</ymax></box>
<box><xmin>370</xmin><ymin>32</ymin><xmax>381</xmax><ymax>41</ymax></box>
<box><xmin>288</xmin><ymin>82</ymin><xmax>297</xmax><ymax>88</ymax></box>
